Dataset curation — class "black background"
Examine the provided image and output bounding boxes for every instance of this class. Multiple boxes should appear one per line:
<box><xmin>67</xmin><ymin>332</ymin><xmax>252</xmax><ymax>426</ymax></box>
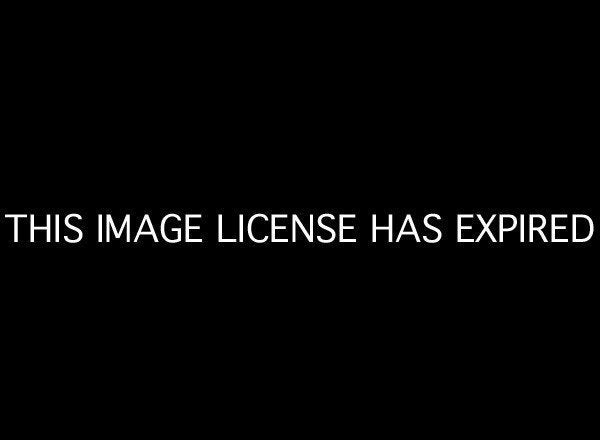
<box><xmin>1</xmin><ymin>6</ymin><xmax>597</xmax><ymax>434</ymax></box>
